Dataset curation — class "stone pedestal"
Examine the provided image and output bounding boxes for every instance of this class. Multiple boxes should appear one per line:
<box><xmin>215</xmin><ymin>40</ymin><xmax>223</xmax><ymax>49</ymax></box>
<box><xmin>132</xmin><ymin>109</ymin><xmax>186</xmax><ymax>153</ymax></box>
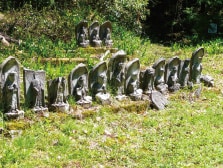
<box><xmin>50</xmin><ymin>103</ymin><xmax>70</xmax><ymax>113</ymax></box>
<box><xmin>4</xmin><ymin>110</ymin><xmax>24</xmax><ymax>120</ymax></box>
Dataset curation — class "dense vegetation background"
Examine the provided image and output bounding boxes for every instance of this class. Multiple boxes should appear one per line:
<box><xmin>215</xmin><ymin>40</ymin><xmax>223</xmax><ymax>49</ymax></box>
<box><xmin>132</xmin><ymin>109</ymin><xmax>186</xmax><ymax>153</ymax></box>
<box><xmin>1</xmin><ymin>0</ymin><xmax>223</xmax><ymax>43</ymax></box>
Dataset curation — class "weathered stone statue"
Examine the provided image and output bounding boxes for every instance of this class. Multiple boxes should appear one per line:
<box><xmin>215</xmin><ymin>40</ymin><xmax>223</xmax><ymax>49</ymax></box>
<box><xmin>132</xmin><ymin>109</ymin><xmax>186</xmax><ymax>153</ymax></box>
<box><xmin>0</xmin><ymin>56</ymin><xmax>24</xmax><ymax>119</ymax></box>
<box><xmin>200</xmin><ymin>74</ymin><xmax>214</xmax><ymax>87</ymax></box>
<box><xmin>99</xmin><ymin>21</ymin><xmax>113</xmax><ymax>47</ymax></box>
<box><xmin>68</xmin><ymin>63</ymin><xmax>92</xmax><ymax>108</ymax></box>
<box><xmin>151</xmin><ymin>91</ymin><xmax>168</xmax><ymax>110</ymax></box>
<box><xmin>108</xmin><ymin>50</ymin><xmax>127</xmax><ymax>100</ymax></box>
<box><xmin>190</xmin><ymin>47</ymin><xmax>204</xmax><ymax>84</ymax></box>
<box><xmin>47</xmin><ymin>77</ymin><xmax>69</xmax><ymax>112</ymax></box>
<box><xmin>140</xmin><ymin>67</ymin><xmax>168</xmax><ymax>110</ymax></box>
<box><xmin>165</xmin><ymin>56</ymin><xmax>181</xmax><ymax>92</ymax></box>
<box><xmin>178</xmin><ymin>58</ymin><xmax>190</xmax><ymax>87</ymax></box>
<box><xmin>89</xmin><ymin>61</ymin><xmax>111</xmax><ymax>104</ymax></box>
<box><xmin>152</xmin><ymin>58</ymin><xmax>168</xmax><ymax>94</ymax></box>
<box><xmin>125</xmin><ymin>58</ymin><xmax>142</xmax><ymax>100</ymax></box>
<box><xmin>140</xmin><ymin>67</ymin><xmax>155</xmax><ymax>95</ymax></box>
<box><xmin>75</xmin><ymin>21</ymin><xmax>89</xmax><ymax>48</ymax></box>
<box><xmin>89</xmin><ymin>21</ymin><xmax>102</xmax><ymax>47</ymax></box>
<box><xmin>23</xmin><ymin>69</ymin><xmax>48</xmax><ymax>113</ymax></box>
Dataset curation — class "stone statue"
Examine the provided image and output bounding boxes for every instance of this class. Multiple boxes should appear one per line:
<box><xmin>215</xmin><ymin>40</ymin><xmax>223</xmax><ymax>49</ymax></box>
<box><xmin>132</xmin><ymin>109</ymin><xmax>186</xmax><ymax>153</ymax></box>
<box><xmin>178</xmin><ymin>58</ymin><xmax>190</xmax><ymax>87</ymax></box>
<box><xmin>152</xmin><ymin>58</ymin><xmax>168</xmax><ymax>94</ymax></box>
<box><xmin>47</xmin><ymin>77</ymin><xmax>69</xmax><ymax>112</ymax></box>
<box><xmin>75</xmin><ymin>21</ymin><xmax>89</xmax><ymax>47</ymax></box>
<box><xmin>140</xmin><ymin>67</ymin><xmax>168</xmax><ymax>109</ymax></box>
<box><xmin>89</xmin><ymin>61</ymin><xmax>111</xmax><ymax>104</ymax></box>
<box><xmin>125</xmin><ymin>58</ymin><xmax>142</xmax><ymax>100</ymax></box>
<box><xmin>108</xmin><ymin>50</ymin><xmax>127</xmax><ymax>100</ymax></box>
<box><xmin>165</xmin><ymin>56</ymin><xmax>181</xmax><ymax>92</ymax></box>
<box><xmin>68</xmin><ymin>63</ymin><xmax>92</xmax><ymax>108</ymax></box>
<box><xmin>99</xmin><ymin>21</ymin><xmax>113</xmax><ymax>47</ymax></box>
<box><xmin>89</xmin><ymin>21</ymin><xmax>102</xmax><ymax>47</ymax></box>
<box><xmin>23</xmin><ymin>69</ymin><xmax>48</xmax><ymax>113</ymax></box>
<box><xmin>151</xmin><ymin>91</ymin><xmax>168</xmax><ymax>110</ymax></box>
<box><xmin>0</xmin><ymin>56</ymin><xmax>24</xmax><ymax>119</ymax></box>
<box><xmin>190</xmin><ymin>47</ymin><xmax>204</xmax><ymax>84</ymax></box>
<box><xmin>200</xmin><ymin>74</ymin><xmax>214</xmax><ymax>87</ymax></box>
<box><xmin>140</xmin><ymin>67</ymin><xmax>155</xmax><ymax>95</ymax></box>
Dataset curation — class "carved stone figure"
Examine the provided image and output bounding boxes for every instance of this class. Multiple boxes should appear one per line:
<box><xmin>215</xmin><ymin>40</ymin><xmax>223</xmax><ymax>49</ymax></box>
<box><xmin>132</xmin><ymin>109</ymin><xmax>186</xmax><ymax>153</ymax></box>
<box><xmin>89</xmin><ymin>61</ymin><xmax>111</xmax><ymax>104</ymax></box>
<box><xmin>151</xmin><ymin>91</ymin><xmax>168</xmax><ymax>110</ymax></box>
<box><xmin>75</xmin><ymin>21</ymin><xmax>89</xmax><ymax>48</ymax></box>
<box><xmin>0</xmin><ymin>56</ymin><xmax>24</xmax><ymax>119</ymax></box>
<box><xmin>165</xmin><ymin>56</ymin><xmax>181</xmax><ymax>92</ymax></box>
<box><xmin>89</xmin><ymin>21</ymin><xmax>102</xmax><ymax>47</ymax></box>
<box><xmin>178</xmin><ymin>59</ymin><xmax>190</xmax><ymax>87</ymax></box>
<box><xmin>23</xmin><ymin>69</ymin><xmax>48</xmax><ymax>113</ymax></box>
<box><xmin>200</xmin><ymin>74</ymin><xmax>214</xmax><ymax>87</ymax></box>
<box><xmin>125</xmin><ymin>58</ymin><xmax>142</xmax><ymax>100</ymax></box>
<box><xmin>152</xmin><ymin>58</ymin><xmax>168</xmax><ymax>94</ymax></box>
<box><xmin>108</xmin><ymin>50</ymin><xmax>127</xmax><ymax>100</ymax></box>
<box><xmin>68</xmin><ymin>63</ymin><xmax>92</xmax><ymax>108</ymax></box>
<box><xmin>190</xmin><ymin>47</ymin><xmax>204</xmax><ymax>84</ymax></box>
<box><xmin>99</xmin><ymin>21</ymin><xmax>113</xmax><ymax>47</ymax></box>
<box><xmin>140</xmin><ymin>67</ymin><xmax>155</xmax><ymax>95</ymax></box>
<box><xmin>47</xmin><ymin>77</ymin><xmax>69</xmax><ymax>112</ymax></box>
<box><xmin>140</xmin><ymin>67</ymin><xmax>168</xmax><ymax>109</ymax></box>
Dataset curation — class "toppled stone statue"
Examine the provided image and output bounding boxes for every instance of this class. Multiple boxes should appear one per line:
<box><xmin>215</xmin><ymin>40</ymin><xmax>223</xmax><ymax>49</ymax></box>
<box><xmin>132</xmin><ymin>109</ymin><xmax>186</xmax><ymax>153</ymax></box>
<box><xmin>89</xmin><ymin>21</ymin><xmax>102</xmax><ymax>47</ymax></box>
<box><xmin>23</xmin><ymin>69</ymin><xmax>48</xmax><ymax>113</ymax></box>
<box><xmin>151</xmin><ymin>91</ymin><xmax>168</xmax><ymax>110</ymax></box>
<box><xmin>0</xmin><ymin>56</ymin><xmax>24</xmax><ymax>119</ymax></box>
<box><xmin>99</xmin><ymin>21</ymin><xmax>113</xmax><ymax>47</ymax></box>
<box><xmin>140</xmin><ymin>67</ymin><xmax>168</xmax><ymax>110</ymax></box>
<box><xmin>68</xmin><ymin>63</ymin><xmax>92</xmax><ymax>108</ymax></box>
<box><xmin>190</xmin><ymin>47</ymin><xmax>204</xmax><ymax>84</ymax></box>
<box><xmin>75</xmin><ymin>21</ymin><xmax>89</xmax><ymax>48</ymax></box>
<box><xmin>47</xmin><ymin>77</ymin><xmax>69</xmax><ymax>112</ymax></box>
<box><xmin>125</xmin><ymin>58</ymin><xmax>142</xmax><ymax>100</ymax></box>
<box><xmin>152</xmin><ymin>58</ymin><xmax>168</xmax><ymax>94</ymax></box>
<box><xmin>200</xmin><ymin>75</ymin><xmax>214</xmax><ymax>87</ymax></box>
<box><xmin>89</xmin><ymin>61</ymin><xmax>111</xmax><ymax>104</ymax></box>
<box><xmin>178</xmin><ymin>58</ymin><xmax>190</xmax><ymax>88</ymax></box>
<box><xmin>165</xmin><ymin>56</ymin><xmax>181</xmax><ymax>92</ymax></box>
<box><xmin>108</xmin><ymin>50</ymin><xmax>127</xmax><ymax>100</ymax></box>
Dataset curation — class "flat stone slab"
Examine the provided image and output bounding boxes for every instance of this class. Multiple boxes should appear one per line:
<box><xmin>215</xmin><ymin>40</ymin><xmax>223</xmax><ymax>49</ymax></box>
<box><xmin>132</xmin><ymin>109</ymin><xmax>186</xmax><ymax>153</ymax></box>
<box><xmin>151</xmin><ymin>91</ymin><xmax>168</xmax><ymax>110</ymax></box>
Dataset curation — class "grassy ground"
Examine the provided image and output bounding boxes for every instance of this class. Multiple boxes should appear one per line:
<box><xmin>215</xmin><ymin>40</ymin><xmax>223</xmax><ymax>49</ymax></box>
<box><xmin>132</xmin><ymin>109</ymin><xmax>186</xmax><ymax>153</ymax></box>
<box><xmin>1</xmin><ymin>8</ymin><xmax>223</xmax><ymax>168</ymax></box>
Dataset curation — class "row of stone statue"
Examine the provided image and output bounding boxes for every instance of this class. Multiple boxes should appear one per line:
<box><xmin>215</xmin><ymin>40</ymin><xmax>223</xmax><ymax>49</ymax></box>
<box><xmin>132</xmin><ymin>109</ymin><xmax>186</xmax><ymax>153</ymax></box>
<box><xmin>0</xmin><ymin>47</ymin><xmax>213</xmax><ymax>119</ymax></box>
<box><xmin>76</xmin><ymin>21</ymin><xmax>113</xmax><ymax>48</ymax></box>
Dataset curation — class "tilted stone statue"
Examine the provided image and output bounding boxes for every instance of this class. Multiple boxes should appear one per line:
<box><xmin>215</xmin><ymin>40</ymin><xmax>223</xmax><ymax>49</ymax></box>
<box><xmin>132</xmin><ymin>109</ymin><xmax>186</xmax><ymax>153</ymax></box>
<box><xmin>68</xmin><ymin>63</ymin><xmax>92</xmax><ymax>108</ymax></box>
<box><xmin>200</xmin><ymin>74</ymin><xmax>214</xmax><ymax>87</ymax></box>
<box><xmin>140</xmin><ymin>67</ymin><xmax>168</xmax><ymax>110</ymax></box>
<box><xmin>99</xmin><ymin>21</ymin><xmax>113</xmax><ymax>47</ymax></box>
<box><xmin>0</xmin><ymin>56</ymin><xmax>24</xmax><ymax>119</ymax></box>
<box><xmin>178</xmin><ymin>58</ymin><xmax>190</xmax><ymax>88</ymax></box>
<box><xmin>75</xmin><ymin>20</ymin><xmax>89</xmax><ymax>48</ymax></box>
<box><xmin>190</xmin><ymin>47</ymin><xmax>204</xmax><ymax>84</ymax></box>
<box><xmin>125</xmin><ymin>58</ymin><xmax>142</xmax><ymax>100</ymax></box>
<box><xmin>108</xmin><ymin>50</ymin><xmax>127</xmax><ymax>100</ymax></box>
<box><xmin>89</xmin><ymin>21</ymin><xmax>102</xmax><ymax>47</ymax></box>
<box><xmin>89</xmin><ymin>61</ymin><xmax>111</xmax><ymax>104</ymax></box>
<box><xmin>152</xmin><ymin>58</ymin><xmax>168</xmax><ymax>94</ymax></box>
<box><xmin>23</xmin><ymin>68</ymin><xmax>48</xmax><ymax>113</ymax></box>
<box><xmin>165</xmin><ymin>56</ymin><xmax>181</xmax><ymax>92</ymax></box>
<box><xmin>47</xmin><ymin>77</ymin><xmax>69</xmax><ymax>112</ymax></box>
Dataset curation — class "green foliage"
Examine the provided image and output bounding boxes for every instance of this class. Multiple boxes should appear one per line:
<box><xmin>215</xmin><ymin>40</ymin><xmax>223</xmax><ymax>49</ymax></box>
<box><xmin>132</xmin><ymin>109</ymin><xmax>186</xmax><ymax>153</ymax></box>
<box><xmin>105</xmin><ymin>0</ymin><xmax>149</xmax><ymax>34</ymax></box>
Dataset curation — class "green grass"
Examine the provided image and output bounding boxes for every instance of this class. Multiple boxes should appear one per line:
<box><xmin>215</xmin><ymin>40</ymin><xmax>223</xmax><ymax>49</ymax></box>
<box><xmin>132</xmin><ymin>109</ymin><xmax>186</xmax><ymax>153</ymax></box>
<box><xmin>1</xmin><ymin>7</ymin><xmax>223</xmax><ymax>168</ymax></box>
